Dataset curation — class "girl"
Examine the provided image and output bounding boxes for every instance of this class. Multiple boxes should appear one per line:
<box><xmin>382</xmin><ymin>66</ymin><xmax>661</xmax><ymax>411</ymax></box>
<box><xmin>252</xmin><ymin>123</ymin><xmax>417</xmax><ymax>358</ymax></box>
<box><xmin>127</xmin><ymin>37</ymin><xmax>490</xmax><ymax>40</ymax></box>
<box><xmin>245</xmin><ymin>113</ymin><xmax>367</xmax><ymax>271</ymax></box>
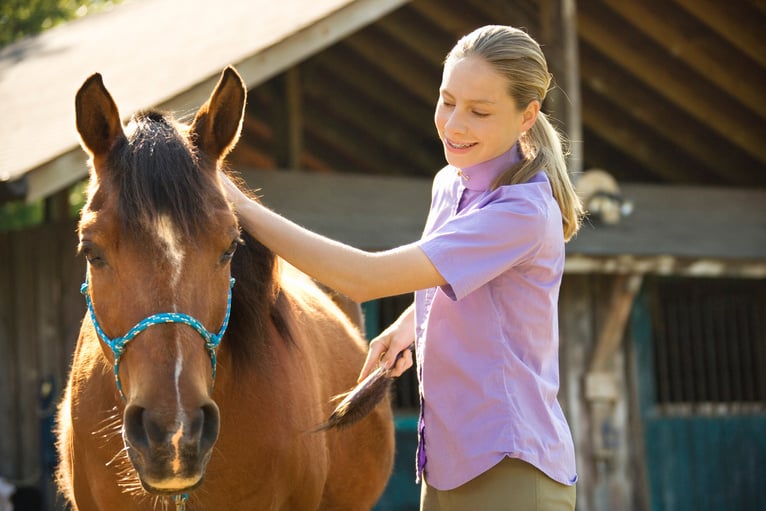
<box><xmin>223</xmin><ymin>25</ymin><xmax>581</xmax><ymax>511</ymax></box>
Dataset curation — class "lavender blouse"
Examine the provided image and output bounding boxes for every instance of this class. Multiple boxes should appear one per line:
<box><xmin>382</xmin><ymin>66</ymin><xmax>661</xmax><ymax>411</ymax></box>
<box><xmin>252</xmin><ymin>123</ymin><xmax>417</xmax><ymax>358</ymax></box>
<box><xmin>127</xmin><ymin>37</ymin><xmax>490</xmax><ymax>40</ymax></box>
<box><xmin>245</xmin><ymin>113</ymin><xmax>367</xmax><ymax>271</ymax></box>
<box><xmin>414</xmin><ymin>145</ymin><xmax>577</xmax><ymax>490</ymax></box>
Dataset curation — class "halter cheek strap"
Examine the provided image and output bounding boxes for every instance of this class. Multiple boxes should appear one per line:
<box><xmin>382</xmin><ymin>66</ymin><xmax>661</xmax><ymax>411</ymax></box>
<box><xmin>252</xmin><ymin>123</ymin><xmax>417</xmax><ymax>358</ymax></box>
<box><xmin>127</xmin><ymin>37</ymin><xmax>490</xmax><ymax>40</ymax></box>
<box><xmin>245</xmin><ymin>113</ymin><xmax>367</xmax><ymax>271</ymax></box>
<box><xmin>80</xmin><ymin>277</ymin><xmax>235</xmax><ymax>400</ymax></box>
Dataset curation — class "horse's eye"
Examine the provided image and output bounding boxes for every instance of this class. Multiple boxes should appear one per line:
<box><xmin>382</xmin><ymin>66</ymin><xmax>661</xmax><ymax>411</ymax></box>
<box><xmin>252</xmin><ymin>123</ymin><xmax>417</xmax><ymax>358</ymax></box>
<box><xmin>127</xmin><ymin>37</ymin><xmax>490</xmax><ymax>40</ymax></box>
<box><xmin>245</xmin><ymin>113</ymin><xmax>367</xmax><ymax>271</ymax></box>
<box><xmin>221</xmin><ymin>240</ymin><xmax>238</xmax><ymax>263</ymax></box>
<box><xmin>80</xmin><ymin>242</ymin><xmax>107</xmax><ymax>268</ymax></box>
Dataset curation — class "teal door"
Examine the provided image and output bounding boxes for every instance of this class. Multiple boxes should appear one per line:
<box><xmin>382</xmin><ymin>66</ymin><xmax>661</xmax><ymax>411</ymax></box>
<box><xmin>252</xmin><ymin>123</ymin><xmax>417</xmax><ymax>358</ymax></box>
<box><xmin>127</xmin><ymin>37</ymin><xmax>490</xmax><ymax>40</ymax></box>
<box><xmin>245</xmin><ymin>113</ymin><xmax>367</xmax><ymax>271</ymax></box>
<box><xmin>631</xmin><ymin>277</ymin><xmax>766</xmax><ymax>510</ymax></box>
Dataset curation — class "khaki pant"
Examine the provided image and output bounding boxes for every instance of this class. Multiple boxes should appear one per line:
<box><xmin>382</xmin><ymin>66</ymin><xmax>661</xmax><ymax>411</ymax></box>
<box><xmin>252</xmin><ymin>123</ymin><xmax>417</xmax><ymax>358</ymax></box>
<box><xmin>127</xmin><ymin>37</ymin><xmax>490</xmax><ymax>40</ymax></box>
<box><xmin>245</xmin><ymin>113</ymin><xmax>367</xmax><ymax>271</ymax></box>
<box><xmin>420</xmin><ymin>457</ymin><xmax>576</xmax><ymax>511</ymax></box>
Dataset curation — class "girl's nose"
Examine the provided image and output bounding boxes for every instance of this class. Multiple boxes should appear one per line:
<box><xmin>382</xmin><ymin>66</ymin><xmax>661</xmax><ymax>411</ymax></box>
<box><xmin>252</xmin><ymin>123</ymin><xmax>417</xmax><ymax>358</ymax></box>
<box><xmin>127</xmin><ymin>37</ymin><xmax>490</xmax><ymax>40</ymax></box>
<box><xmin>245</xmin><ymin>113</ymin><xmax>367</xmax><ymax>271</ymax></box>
<box><xmin>444</xmin><ymin>111</ymin><xmax>465</xmax><ymax>135</ymax></box>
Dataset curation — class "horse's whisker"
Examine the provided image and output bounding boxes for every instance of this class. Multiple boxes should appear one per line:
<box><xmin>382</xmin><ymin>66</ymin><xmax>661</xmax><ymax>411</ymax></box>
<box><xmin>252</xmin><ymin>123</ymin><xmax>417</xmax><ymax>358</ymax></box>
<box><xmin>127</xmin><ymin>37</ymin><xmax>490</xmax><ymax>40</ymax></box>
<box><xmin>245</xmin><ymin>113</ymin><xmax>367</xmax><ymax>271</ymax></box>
<box><xmin>105</xmin><ymin>446</ymin><xmax>130</xmax><ymax>467</ymax></box>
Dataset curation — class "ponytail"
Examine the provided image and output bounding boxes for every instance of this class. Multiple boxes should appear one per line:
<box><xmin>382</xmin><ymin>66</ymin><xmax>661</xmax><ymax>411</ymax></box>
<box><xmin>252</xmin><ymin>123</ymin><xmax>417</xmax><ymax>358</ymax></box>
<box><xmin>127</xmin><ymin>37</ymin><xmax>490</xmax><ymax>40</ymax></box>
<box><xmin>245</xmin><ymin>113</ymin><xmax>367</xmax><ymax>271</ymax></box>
<box><xmin>492</xmin><ymin>112</ymin><xmax>583</xmax><ymax>241</ymax></box>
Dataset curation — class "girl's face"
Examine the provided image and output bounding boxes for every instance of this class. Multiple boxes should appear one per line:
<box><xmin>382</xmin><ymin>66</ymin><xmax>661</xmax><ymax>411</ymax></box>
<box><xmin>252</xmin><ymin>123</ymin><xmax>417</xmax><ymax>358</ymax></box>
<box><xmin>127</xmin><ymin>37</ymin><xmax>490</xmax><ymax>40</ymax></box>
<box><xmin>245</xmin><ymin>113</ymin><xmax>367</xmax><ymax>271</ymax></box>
<box><xmin>435</xmin><ymin>56</ymin><xmax>539</xmax><ymax>169</ymax></box>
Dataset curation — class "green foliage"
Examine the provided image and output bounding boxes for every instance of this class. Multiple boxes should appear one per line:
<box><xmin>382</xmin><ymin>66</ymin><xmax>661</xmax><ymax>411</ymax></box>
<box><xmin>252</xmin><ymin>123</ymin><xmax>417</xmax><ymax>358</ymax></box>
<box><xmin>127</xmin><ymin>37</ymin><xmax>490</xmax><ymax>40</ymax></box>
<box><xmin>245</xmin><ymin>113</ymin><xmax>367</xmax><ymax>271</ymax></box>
<box><xmin>0</xmin><ymin>200</ymin><xmax>44</xmax><ymax>230</ymax></box>
<box><xmin>0</xmin><ymin>179</ymin><xmax>86</xmax><ymax>231</ymax></box>
<box><xmin>0</xmin><ymin>0</ymin><xmax>119</xmax><ymax>48</ymax></box>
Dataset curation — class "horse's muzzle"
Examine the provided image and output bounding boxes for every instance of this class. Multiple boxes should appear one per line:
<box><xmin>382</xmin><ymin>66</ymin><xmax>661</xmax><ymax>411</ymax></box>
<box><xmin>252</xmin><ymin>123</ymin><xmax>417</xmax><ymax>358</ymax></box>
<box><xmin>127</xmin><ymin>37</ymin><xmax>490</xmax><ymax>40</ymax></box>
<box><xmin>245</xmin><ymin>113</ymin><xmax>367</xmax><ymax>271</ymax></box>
<box><xmin>123</xmin><ymin>402</ymin><xmax>220</xmax><ymax>494</ymax></box>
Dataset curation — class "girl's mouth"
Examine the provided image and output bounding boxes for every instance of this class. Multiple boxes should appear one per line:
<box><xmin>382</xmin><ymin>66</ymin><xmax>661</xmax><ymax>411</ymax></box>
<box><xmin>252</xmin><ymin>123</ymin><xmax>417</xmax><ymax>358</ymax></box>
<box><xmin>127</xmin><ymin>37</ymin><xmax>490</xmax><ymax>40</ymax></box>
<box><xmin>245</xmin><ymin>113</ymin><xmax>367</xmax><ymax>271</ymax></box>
<box><xmin>445</xmin><ymin>139</ymin><xmax>477</xmax><ymax>151</ymax></box>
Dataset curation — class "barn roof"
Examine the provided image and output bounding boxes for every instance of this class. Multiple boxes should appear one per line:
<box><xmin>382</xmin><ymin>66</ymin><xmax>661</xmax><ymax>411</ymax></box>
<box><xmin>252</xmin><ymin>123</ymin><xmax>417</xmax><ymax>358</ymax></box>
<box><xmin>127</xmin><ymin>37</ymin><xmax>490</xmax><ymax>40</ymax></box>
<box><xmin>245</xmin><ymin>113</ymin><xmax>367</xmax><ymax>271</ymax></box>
<box><xmin>0</xmin><ymin>0</ymin><xmax>406</xmax><ymax>202</ymax></box>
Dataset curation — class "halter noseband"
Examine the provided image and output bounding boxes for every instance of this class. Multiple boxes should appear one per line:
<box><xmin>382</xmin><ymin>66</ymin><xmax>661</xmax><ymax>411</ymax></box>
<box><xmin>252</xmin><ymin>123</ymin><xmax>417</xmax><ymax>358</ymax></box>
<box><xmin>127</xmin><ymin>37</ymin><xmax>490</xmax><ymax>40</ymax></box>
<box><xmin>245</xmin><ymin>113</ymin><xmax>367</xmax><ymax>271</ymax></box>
<box><xmin>80</xmin><ymin>277</ymin><xmax>235</xmax><ymax>400</ymax></box>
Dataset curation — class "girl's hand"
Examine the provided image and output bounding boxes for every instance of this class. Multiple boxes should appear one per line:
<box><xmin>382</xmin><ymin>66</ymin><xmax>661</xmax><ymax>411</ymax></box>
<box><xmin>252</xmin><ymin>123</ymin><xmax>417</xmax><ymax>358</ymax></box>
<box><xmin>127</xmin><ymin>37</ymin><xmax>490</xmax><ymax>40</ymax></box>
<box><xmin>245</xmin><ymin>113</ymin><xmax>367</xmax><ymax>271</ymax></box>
<box><xmin>359</xmin><ymin>305</ymin><xmax>415</xmax><ymax>381</ymax></box>
<box><xmin>219</xmin><ymin>172</ymin><xmax>251</xmax><ymax>210</ymax></box>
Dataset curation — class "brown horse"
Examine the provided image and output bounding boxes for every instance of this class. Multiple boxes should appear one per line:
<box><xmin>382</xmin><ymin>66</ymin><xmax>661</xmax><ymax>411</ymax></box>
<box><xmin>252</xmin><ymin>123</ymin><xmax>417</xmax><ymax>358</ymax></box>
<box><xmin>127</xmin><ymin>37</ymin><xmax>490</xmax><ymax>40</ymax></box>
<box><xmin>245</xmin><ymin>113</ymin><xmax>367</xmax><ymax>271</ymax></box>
<box><xmin>55</xmin><ymin>67</ymin><xmax>394</xmax><ymax>510</ymax></box>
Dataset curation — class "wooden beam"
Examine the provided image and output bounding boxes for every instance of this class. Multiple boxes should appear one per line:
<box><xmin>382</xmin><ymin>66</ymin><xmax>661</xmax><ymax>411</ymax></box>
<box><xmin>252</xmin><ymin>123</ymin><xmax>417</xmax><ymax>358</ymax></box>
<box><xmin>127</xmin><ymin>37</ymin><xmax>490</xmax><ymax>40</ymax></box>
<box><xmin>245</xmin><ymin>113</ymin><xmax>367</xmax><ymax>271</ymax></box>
<box><xmin>565</xmin><ymin>255</ymin><xmax>766</xmax><ymax>279</ymax></box>
<box><xmin>343</xmin><ymin>25</ymin><xmax>439</xmax><ymax>103</ymax></box>
<box><xmin>604</xmin><ymin>0</ymin><xmax>766</xmax><ymax>120</ymax></box>
<box><xmin>273</xmin><ymin>68</ymin><xmax>303</xmax><ymax>169</ymax></box>
<box><xmin>540</xmin><ymin>0</ymin><xmax>583</xmax><ymax>175</ymax></box>
<box><xmin>581</xmin><ymin>86</ymin><xmax>721</xmax><ymax>184</ymax></box>
<box><xmin>469</xmin><ymin>0</ymin><xmax>539</xmax><ymax>32</ymax></box>
<box><xmin>375</xmin><ymin>7</ymin><xmax>453</xmax><ymax>66</ymax></box>
<box><xmin>580</xmin><ymin>43</ymin><xmax>763</xmax><ymax>187</ymax></box>
<box><xmin>589</xmin><ymin>274</ymin><xmax>643</xmax><ymax>372</ymax></box>
<box><xmin>235</xmin><ymin>168</ymin><xmax>431</xmax><ymax>250</ymax></box>
<box><xmin>581</xmin><ymin>127</ymin><xmax>660</xmax><ymax>183</ymax></box>
<box><xmin>314</xmin><ymin>47</ymin><xmax>433</xmax><ymax>132</ymax></box>
<box><xmin>303</xmin><ymin>66</ymin><xmax>441</xmax><ymax>174</ymax></box>
<box><xmin>409</xmin><ymin>0</ymin><xmax>488</xmax><ymax>37</ymax></box>
<box><xmin>578</xmin><ymin>0</ymin><xmax>766</xmax><ymax>165</ymax></box>
<box><xmin>673</xmin><ymin>0</ymin><xmax>766</xmax><ymax>68</ymax></box>
<box><xmin>301</xmin><ymin>132</ymin><xmax>381</xmax><ymax>175</ymax></box>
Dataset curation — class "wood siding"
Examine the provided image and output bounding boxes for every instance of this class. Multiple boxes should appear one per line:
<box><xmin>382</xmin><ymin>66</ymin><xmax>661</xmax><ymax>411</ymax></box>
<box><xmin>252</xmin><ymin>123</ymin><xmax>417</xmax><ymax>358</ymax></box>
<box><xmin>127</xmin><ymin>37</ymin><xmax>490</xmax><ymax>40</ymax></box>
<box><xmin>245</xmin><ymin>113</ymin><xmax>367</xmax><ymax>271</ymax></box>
<box><xmin>0</xmin><ymin>220</ymin><xmax>83</xmax><ymax>488</ymax></box>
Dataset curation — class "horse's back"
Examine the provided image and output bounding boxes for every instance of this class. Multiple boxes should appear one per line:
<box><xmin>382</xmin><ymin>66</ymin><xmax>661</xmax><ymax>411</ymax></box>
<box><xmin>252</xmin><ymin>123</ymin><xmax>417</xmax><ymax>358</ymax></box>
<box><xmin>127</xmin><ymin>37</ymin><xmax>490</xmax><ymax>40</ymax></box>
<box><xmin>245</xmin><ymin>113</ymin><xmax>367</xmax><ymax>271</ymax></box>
<box><xmin>279</xmin><ymin>263</ymin><xmax>395</xmax><ymax>509</ymax></box>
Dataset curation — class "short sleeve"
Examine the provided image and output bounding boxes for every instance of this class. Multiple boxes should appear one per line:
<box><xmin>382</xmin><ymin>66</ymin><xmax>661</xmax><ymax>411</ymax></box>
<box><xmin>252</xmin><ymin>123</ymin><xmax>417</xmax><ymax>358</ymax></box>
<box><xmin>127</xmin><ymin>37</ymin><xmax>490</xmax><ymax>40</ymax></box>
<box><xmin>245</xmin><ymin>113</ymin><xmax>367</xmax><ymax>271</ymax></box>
<box><xmin>418</xmin><ymin>194</ymin><xmax>546</xmax><ymax>300</ymax></box>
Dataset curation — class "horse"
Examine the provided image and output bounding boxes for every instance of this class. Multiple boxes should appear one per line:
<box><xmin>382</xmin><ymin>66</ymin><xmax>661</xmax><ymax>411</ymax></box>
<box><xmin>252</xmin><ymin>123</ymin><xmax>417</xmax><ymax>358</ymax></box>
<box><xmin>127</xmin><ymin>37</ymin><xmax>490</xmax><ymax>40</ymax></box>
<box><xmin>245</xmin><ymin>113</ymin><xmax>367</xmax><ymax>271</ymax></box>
<box><xmin>55</xmin><ymin>66</ymin><xmax>395</xmax><ymax>510</ymax></box>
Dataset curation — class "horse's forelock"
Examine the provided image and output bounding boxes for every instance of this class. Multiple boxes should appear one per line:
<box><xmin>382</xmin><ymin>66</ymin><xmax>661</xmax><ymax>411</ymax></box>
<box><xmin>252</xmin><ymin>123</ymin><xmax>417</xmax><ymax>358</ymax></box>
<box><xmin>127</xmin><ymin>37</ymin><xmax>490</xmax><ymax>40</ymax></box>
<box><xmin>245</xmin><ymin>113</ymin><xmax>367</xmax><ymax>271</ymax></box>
<box><xmin>107</xmin><ymin>110</ymin><xmax>219</xmax><ymax>240</ymax></box>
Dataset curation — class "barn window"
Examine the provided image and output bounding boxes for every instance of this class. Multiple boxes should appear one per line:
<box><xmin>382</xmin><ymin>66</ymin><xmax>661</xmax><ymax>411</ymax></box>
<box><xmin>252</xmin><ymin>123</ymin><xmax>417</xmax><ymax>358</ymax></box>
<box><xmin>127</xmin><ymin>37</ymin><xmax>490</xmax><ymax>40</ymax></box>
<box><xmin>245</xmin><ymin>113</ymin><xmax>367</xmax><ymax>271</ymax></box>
<box><xmin>648</xmin><ymin>277</ymin><xmax>766</xmax><ymax>414</ymax></box>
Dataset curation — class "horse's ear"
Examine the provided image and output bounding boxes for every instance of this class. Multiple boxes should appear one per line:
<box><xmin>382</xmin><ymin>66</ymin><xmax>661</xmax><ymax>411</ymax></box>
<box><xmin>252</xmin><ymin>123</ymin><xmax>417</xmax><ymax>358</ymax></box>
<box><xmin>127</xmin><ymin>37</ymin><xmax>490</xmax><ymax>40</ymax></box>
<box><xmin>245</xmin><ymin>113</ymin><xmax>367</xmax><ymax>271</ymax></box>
<box><xmin>190</xmin><ymin>66</ymin><xmax>247</xmax><ymax>163</ymax></box>
<box><xmin>75</xmin><ymin>73</ymin><xmax>126</xmax><ymax>159</ymax></box>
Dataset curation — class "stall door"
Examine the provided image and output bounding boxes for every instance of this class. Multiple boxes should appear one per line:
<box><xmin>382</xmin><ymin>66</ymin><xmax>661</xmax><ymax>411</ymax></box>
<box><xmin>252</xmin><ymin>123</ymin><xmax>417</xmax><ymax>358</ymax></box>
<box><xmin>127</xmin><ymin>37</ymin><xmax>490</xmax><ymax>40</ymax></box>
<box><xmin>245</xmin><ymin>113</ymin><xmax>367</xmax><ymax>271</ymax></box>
<box><xmin>631</xmin><ymin>277</ymin><xmax>766</xmax><ymax>510</ymax></box>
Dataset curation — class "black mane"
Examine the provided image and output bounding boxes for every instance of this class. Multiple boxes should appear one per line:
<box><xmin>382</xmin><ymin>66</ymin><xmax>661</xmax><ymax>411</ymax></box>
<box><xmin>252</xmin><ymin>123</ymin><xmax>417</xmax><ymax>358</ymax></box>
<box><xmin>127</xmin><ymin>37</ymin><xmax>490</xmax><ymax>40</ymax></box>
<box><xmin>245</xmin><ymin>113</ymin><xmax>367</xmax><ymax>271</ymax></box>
<box><xmin>107</xmin><ymin>110</ymin><xmax>217</xmax><ymax>239</ymax></box>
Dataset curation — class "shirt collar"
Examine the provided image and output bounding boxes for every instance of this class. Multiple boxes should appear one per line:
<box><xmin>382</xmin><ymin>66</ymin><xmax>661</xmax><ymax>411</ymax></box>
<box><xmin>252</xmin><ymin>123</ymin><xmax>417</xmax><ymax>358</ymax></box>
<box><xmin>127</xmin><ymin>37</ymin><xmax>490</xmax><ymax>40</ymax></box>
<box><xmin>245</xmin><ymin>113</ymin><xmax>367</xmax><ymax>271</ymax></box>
<box><xmin>456</xmin><ymin>143</ymin><xmax>522</xmax><ymax>191</ymax></box>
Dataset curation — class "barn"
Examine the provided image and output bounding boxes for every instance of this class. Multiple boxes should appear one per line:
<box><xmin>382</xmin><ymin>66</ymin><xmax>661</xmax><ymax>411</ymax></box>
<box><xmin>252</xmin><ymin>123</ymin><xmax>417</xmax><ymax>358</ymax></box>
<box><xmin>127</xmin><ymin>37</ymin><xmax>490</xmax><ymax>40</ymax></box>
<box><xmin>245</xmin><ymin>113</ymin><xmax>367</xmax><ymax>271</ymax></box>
<box><xmin>1</xmin><ymin>0</ymin><xmax>765</xmax><ymax>510</ymax></box>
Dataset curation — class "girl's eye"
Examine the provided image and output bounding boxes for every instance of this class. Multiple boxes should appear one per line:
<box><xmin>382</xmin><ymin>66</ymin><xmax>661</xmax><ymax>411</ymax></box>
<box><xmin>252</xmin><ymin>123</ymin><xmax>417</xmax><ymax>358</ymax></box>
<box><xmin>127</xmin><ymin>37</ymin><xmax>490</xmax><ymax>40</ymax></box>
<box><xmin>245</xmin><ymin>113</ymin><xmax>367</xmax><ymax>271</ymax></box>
<box><xmin>473</xmin><ymin>111</ymin><xmax>490</xmax><ymax>118</ymax></box>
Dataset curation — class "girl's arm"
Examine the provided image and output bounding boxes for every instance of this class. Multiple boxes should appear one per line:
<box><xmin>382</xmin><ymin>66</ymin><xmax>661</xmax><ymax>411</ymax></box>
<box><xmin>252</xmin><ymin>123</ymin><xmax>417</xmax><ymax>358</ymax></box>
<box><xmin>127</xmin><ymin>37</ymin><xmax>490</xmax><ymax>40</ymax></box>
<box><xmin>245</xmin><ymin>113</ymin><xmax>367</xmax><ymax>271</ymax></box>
<box><xmin>222</xmin><ymin>174</ymin><xmax>446</xmax><ymax>304</ymax></box>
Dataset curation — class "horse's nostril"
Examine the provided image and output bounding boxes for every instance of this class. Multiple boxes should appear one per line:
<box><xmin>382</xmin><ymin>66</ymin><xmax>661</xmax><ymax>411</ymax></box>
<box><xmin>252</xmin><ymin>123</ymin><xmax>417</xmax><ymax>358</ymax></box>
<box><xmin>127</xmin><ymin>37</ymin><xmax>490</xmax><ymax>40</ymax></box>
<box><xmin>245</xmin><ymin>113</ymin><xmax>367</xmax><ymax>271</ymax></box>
<box><xmin>124</xmin><ymin>404</ymin><xmax>149</xmax><ymax>451</ymax></box>
<box><xmin>199</xmin><ymin>403</ymin><xmax>220</xmax><ymax>453</ymax></box>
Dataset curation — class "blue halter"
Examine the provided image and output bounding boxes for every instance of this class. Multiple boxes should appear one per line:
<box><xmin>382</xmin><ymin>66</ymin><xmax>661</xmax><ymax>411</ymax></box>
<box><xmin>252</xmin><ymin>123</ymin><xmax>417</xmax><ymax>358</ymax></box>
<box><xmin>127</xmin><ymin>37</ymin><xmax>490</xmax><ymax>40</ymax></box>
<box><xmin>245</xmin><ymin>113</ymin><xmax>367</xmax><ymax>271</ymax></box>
<box><xmin>80</xmin><ymin>277</ymin><xmax>235</xmax><ymax>400</ymax></box>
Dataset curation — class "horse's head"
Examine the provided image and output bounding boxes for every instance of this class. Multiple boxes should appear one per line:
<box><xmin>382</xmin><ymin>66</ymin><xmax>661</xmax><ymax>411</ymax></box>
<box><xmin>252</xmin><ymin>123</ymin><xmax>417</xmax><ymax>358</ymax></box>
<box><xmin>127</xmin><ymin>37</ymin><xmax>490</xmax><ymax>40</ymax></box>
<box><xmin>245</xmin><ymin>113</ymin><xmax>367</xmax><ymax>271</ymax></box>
<box><xmin>75</xmin><ymin>67</ymin><xmax>246</xmax><ymax>495</ymax></box>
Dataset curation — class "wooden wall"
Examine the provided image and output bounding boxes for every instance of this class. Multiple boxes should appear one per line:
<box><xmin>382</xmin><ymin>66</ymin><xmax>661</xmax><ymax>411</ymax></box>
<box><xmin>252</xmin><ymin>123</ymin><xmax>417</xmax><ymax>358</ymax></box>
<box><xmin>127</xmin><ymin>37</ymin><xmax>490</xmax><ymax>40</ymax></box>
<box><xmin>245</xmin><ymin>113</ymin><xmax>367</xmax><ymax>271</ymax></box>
<box><xmin>559</xmin><ymin>273</ymin><xmax>640</xmax><ymax>511</ymax></box>
<box><xmin>0</xmin><ymin>219</ymin><xmax>83</xmax><ymax>494</ymax></box>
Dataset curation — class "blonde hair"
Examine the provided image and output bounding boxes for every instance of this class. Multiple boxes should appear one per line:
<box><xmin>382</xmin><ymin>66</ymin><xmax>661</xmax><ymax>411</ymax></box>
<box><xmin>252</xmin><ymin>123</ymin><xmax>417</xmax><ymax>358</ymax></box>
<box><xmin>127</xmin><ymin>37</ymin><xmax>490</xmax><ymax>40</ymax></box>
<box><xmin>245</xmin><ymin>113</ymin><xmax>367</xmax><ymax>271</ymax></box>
<box><xmin>446</xmin><ymin>25</ymin><xmax>583</xmax><ymax>241</ymax></box>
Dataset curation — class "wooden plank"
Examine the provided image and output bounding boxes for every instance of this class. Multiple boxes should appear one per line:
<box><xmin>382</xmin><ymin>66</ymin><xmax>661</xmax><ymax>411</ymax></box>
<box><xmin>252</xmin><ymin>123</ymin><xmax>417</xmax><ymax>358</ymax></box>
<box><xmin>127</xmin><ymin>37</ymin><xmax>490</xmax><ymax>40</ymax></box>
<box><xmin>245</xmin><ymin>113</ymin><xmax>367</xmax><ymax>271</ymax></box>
<box><xmin>558</xmin><ymin>275</ymin><xmax>596</xmax><ymax>511</ymax></box>
<box><xmin>0</xmin><ymin>230</ymin><xmax>17</xmax><ymax>477</ymax></box>
<box><xmin>673</xmin><ymin>0</ymin><xmax>766</xmax><ymax>68</ymax></box>
<box><xmin>11</xmin><ymin>228</ymin><xmax>39</xmax><ymax>480</ymax></box>
<box><xmin>568</xmin><ymin>183</ymin><xmax>766</xmax><ymax>260</ymax></box>
<box><xmin>578</xmin><ymin>0</ymin><xmax>766</xmax><ymax>164</ymax></box>
<box><xmin>539</xmin><ymin>0</ymin><xmax>583</xmax><ymax>175</ymax></box>
<box><xmin>581</xmin><ymin>127</ymin><xmax>659</xmax><ymax>183</ymax></box>
<box><xmin>301</xmin><ymin>65</ymin><xmax>441</xmax><ymax>174</ymax></box>
<box><xmin>58</xmin><ymin>220</ymin><xmax>86</xmax><ymax>372</ymax></box>
<box><xmin>580</xmin><ymin>86</ymin><xmax>718</xmax><ymax>184</ymax></box>
<box><xmin>588</xmin><ymin>275</ymin><xmax>643</xmax><ymax>372</ymax></box>
<box><xmin>235</xmin><ymin>168</ymin><xmax>431</xmax><ymax>250</ymax></box>
<box><xmin>469</xmin><ymin>0</ymin><xmax>539</xmax><ymax>32</ymax></box>
<box><xmin>343</xmin><ymin>25</ymin><xmax>438</xmax><ymax>103</ymax></box>
<box><xmin>313</xmin><ymin>46</ymin><xmax>434</xmax><ymax>133</ymax></box>
<box><xmin>605</xmin><ymin>0</ymin><xmax>766</xmax><ymax>120</ymax></box>
<box><xmin>409</xmin><ymin>0</ymin><xmax>488</xmax><ymax>37</ymax></box>
<box><xmin>375</xmin><ymin>7</ymin><xmax>453</xmax><ymax>66</ymax></box>
<box><xmin>580</xmin><ymin>43</ymin><xmax>764</xmax><ymax>187</ymax></box>
<box><xmin>273</xmin><ymin>68</ymin><xmax>304</xmax><ymax>170</ymax></box>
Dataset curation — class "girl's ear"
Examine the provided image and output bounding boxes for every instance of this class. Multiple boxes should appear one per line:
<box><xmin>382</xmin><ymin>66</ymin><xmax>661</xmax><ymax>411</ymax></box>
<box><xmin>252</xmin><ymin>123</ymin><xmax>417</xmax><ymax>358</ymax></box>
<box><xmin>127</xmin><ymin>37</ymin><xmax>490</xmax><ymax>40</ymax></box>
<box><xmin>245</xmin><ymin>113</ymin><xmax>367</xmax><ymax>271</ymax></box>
<box><xmin>520</xmin><ymin>100</ymin><xmax>541</xmax><ymax>132</ymax></box>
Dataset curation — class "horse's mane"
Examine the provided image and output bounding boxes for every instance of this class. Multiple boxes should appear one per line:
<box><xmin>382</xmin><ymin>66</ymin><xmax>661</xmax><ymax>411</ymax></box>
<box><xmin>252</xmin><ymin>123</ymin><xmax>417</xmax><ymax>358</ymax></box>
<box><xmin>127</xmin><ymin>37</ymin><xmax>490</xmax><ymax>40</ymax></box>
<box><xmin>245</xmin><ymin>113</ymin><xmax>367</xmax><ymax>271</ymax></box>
<box><xmin>101</xmin><ymin>110</ymin><xmax>293</xmax><ymax>370</ymax></box>
<box><xmin>106</xmin><ymin>110</ymin><xmax>217</xmax><ymax>239</ymax></box>
<box><xmin>228</xmin><ymin>229</ymin><xmax>295</xmax><ymax>370</ymax></box>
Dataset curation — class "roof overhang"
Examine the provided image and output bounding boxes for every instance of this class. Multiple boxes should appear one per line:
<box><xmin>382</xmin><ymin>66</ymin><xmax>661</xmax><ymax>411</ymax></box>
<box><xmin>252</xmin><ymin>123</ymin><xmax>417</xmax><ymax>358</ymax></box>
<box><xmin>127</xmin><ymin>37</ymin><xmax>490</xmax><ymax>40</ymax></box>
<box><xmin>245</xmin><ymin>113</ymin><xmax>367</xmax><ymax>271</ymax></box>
<box><xmin>0</xmin><ymin>0</ymin><xmax>407</xmax><ymax>203</ymax></box>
